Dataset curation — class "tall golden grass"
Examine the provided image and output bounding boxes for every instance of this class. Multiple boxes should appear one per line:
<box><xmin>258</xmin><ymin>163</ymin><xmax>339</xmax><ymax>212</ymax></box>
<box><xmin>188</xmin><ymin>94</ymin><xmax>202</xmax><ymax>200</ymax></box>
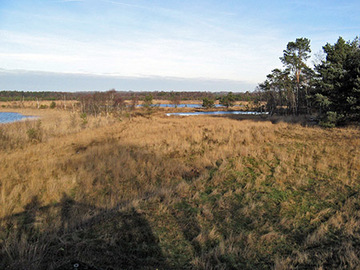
<box><xmin>0</xmin><ymin>107</ymin><xmax>359</xmax><ymax>269</ymax></box>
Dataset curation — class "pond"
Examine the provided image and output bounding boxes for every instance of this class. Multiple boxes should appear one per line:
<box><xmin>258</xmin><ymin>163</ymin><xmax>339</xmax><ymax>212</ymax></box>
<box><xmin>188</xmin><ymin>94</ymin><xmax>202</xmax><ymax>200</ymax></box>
<box><xmin>0</xmin><ymin>112</ymin><xmax>33</xmax><ymax>124</ymax></box>
<box><xmin>166</xmin><ymin>111</ymin><xmax>269</xmax><ymax>116</ymax></box>
<box><xmin>157</xmin><ymin>104</ymin><xmax>222</xmax><ymax>108</ymax></box>
<box><xmin>138</xmin><ymin>104</ymin><xmax>244</xmax><ymax>108</ymax></box>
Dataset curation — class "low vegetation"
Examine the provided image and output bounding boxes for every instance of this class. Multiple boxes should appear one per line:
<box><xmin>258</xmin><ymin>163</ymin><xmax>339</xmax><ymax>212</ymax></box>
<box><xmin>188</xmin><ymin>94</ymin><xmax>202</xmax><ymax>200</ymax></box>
<box><xmin>0</xmin><ymin>106</ymin><xmax>359</xmax><ymax>269</ymax></box>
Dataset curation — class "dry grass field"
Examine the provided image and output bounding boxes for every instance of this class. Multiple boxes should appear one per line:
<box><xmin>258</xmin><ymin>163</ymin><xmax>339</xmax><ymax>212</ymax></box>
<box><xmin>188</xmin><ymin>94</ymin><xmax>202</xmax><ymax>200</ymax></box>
<box><xmin>0</xmin><ymin>107</ymin><xmax>360</xmax><ymax>269</ymax></box>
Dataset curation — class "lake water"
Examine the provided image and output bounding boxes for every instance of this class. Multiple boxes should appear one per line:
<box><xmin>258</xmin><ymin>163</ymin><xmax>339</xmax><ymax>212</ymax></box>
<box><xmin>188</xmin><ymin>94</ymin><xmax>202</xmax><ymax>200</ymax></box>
<box><xmin>0</xmin><ymin>112</ymin><xmax>32</xmax><ymax>124</ymax></box>
<box><xmin>166</xmin><ymin>111</ymin><xmax>269</xmax><ymax>116</ymax></box>
<box><xmin>157</xmin><ymin>104</ymin><xmax>222</xmax><ymax>108</ymax></box>
<box><xmin>138</xmin><ymin>104</ymin><xmax>243</xmax><ymax>108</ymax></box>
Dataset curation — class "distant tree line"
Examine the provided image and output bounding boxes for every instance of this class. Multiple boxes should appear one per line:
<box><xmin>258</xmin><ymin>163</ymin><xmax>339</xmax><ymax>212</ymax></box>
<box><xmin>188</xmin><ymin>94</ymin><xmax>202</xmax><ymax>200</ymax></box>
<box><xmin>0</xmin><ymin>89</ymin><xmax>261</xmax><ymax>104</ymax></box>
<box><xmin>258</xmin><ymin>36</ymin><xmax>360</xmax><ymax>126</ymax></box>
<box><xmin>108</xmin><ymin>91</ymin><xmax>261</xmax><ymax>102</ymax></box>
<box><xmin>74</xmin><ymin>91</ymin><xmax>261</xmax><ymax>102</ymax></box>
<box><xmin>0</xmin><ymin>91</ymin><xmax>76</xmax><ymax>101</ymax></box>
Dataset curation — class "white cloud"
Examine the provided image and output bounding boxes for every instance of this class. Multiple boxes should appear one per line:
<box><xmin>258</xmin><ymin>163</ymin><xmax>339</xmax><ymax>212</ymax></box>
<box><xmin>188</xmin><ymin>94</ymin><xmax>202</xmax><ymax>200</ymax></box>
<box><xmin>0</xmin><ymin>68</ymin><xmax>256</xmax><ymax>91</ymax></box>
<box><xmin>0</xmin><ymin>28</ymin><xmax>286</xmax><ymax>83</ymax></box>
<box><xmin>2</xmin><ymin>0</ymin><xmax>360</xmax><ymax>92</ymax></box>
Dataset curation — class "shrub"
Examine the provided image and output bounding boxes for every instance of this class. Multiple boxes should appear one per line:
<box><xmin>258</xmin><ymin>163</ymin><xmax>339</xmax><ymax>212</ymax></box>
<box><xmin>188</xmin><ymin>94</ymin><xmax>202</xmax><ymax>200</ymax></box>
<box><xmin>26</xmin><ymin>120</ymin><xmax>42</xmax><ymax>142</ymax></box>
<box><xmin>220</xmin><ymin>93</ymin><xmax>235</xmax><ymax>108</ymax></box>
<box><xmin>202</xmin><ymin>98</ymin><xmax>215</xmax><ymax>109</ymax></box>
<box><xmin>319</xmin><ymin>111</ymin><xmax>342</xmax><ymax>128</ymax></box>
<box><xmin>143</xmin><ymin>94</ymin><xmax>154</xmax><ymax>115</ymax></box>
<box><xmin>50</xmin><ymin>101</ymin><xmax>56</xmax><ymax>109</ymax></box>
<box><xmin>80</xmin><ymin>113</ymin><xmax>88</xmax><ymax>128</ymax></box>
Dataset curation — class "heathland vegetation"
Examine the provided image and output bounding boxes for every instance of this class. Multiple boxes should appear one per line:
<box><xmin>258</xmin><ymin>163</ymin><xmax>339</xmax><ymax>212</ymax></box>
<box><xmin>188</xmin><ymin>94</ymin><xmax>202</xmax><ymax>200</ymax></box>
<box><xmin>0</xmin><ymin>103</ymin><xmax>359</xmax><ymax>269</ymax></box>
<box><xmin>1</xmin><ymin>36</ymin><xmax>360</xmax><ymax>269</ymax></box>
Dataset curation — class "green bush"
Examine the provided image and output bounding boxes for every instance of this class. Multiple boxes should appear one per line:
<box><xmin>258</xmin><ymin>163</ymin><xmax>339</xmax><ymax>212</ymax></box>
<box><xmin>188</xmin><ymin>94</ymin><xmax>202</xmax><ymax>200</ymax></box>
<box><xmin>202</xmin><ymin>97</ymin><xmax>215</xmax><ymax>109</ymax></box>
<box><xmin>80</xmin><ymin>113</ymin><xmax>88</xmax><ymax>127</ymax></box>
<box><xmin>143</xmin><ymin>94</ymin><xmax>154</xmax><ymax>114</ymax></box>
<box><xmin>319</xmin><ymin>111</ymin><xmax>342</xmax><ymax>128</ymax></box>
<box><xmin>50</xmin><ymin>101</ymin><xmax>56</xmax><ymax>109</ymax></box>
<box><xmin>26</xmin><ymin>120</ymin><xmax>42</xmax><ymax>142</ymax></box>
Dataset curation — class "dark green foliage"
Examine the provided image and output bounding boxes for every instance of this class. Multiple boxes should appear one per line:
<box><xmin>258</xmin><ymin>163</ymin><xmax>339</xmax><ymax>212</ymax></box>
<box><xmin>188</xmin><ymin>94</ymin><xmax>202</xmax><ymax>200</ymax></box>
<box><xmin>143</xmin><ymin>94</ymin><xmax>153</xmax><ymax>107</ymax></box>
<box><xmin>0</xmin><ymin>91</ymin><xmax>72</xmax><ymax>101</ymax></box>
<box><xmin>313</xmin><ymin>93</ymin><xmax>331</xmax><ymax>114</ymax></box>
<box><xmin>80</xmin><ymin>113</ymin><xmax>88</xmax><ymax>127</ymax></box>
<box><xmin>50</xmin><ymin>101</ymin><xmax>56</xmax><ymax>109</ymax></box>
<box><xmin>259</xmin><ymin>36</ymin><xmax>360</xmax><ymax>126</ymax></box>
<box><xmin>0</xmin><ymin>90</ymin><xmax>264</xmax><ymax>104</ymax></box>
<box><xmin>319</xmin><ymin>111</ymin><xmax>342</xmax><ymax>128</ymax></box>
<box><xmin>316</xmin><ymin>37</ymin><xmax>360</xmax><ymax>123</ymax></box>
<box><xmin>280</xmin><ymin>38</ymin><xmax>311</xmax><ymax>75</ymax></box>
<box><xmin>143</xmin><ymin>94</ymin><xmax>154</xmax><ymax>115</ymax></box>
<box><xmin>259</xmin><ymin>38</ymin><xmax>314</xmax><ymax>115</ymax></box>
<box><xmin>259</xmin><ymin>69</ymin><xmax>293</xmax><ymax>114</ymax></box>
<box><xmin>202</xmin><ymin>97</ymin><xmax>215</xmax><ymax>109</ymax></box>
<box><xmin>219</xmin><ymin>92</ymin><xmax>235</xmax><ymax>108</ymax></box>
<box><xmin>280</xmin><ymin>38</ymin><xmax>312</xmax><ymax>115</ymax></box>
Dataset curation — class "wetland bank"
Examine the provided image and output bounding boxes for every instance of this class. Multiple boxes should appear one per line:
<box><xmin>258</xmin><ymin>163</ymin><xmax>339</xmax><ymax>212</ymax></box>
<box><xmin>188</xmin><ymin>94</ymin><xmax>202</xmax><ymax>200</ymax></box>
<box><xmin>1</xmin><ymin>103</ymin><xmax>359</xmax><ymax>269</ymax></box>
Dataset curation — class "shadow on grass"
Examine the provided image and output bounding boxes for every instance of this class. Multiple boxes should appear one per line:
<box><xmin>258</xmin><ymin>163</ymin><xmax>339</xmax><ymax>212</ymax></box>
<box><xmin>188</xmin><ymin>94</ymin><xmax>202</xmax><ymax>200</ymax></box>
<box><xmin>209</xmin><ymin>114</ymin><xmax>317</xmax><ymax>126</ymax></box>
<box><xmin>0</xmin><ymin>194</ymin><xmax>168</xmax><ymax>270</ymax></box>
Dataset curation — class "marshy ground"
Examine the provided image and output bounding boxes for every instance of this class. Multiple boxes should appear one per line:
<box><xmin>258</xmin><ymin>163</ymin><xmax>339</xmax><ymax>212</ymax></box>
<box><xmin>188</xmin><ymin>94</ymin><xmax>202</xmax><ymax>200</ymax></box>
<box><xmin>0</xmin><ymin>106</ymin><xmax>359</xmax><ymax>269</ymax></box>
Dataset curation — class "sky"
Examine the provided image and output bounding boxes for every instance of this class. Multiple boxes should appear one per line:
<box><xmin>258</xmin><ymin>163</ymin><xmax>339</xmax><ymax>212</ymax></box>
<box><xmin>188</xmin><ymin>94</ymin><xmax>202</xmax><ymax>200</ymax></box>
<box><xmin>0</xmin><ymin>0</ymin><xmax>360</xmax><ymax>92</ymax></box>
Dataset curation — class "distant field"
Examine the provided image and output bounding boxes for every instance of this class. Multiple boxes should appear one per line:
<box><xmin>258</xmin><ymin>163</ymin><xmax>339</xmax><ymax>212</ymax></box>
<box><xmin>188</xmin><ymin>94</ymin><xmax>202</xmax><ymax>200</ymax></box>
<box><xmin>1</xmin><ymin>108</ymin><xmax>359</xmax><ymax>269</ymax></box>
<box><xmin>0</xmin><ymin>100</ymin><xmax>78</xmax><ymax>110</ymax></box>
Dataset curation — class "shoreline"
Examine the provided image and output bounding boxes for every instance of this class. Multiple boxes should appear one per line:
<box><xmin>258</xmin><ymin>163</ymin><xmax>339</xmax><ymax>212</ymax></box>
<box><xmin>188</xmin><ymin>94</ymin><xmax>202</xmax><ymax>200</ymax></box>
<box><xmin>0</xmin><ymin>111</ymin><xmax>40</xmax><ymax>124</ymax></box>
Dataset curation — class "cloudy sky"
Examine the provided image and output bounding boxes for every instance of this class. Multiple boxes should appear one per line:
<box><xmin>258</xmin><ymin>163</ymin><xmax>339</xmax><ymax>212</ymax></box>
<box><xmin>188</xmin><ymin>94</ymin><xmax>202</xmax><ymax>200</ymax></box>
<box><xmin>1</xmin><ymin>0</ymin><xmax>359</xmax><ymax>91</ymax></box>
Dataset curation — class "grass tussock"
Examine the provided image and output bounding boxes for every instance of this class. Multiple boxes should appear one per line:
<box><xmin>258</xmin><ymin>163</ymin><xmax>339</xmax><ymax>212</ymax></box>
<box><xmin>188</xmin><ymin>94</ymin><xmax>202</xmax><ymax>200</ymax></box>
<box><xmin>0</xmin><ymin>108</ymin><xmax>360</xmax><ymax>269</ymax></box>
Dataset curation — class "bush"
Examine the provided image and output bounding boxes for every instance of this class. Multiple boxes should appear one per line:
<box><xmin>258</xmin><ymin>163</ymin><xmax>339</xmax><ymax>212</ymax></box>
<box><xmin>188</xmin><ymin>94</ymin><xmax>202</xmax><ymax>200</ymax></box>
<box><xmin>202</xmin><ymin>98</ymin><xmax>215</xmax><ymax>109</ymax></box>
<box><xmin>143</xmin><ymin>94</ymin><xmax>154</xmax><ymax>115</ymax></box>
<box><xmin>26</xmin><ymin>120</ymin><xmax>42</xmax><ymax>142</ymax></box>
<box><xmin>220</xmin><ymin>93</ymin><xmax>235</xmax><ymax>108</ymax></box>
<box><xmin>319</xmin><ymin>111</ymin><xmax>342</xmax><ymax>128</ymax></box>
<box><xmin>50</xmin><ymin>101</ymin><xmax>56</xmax><ymax>109</ymax></box>
<box><xmin>80</xmin><ymin>113</ymin><xmax>88</xmax><ymax>128</ymax></box>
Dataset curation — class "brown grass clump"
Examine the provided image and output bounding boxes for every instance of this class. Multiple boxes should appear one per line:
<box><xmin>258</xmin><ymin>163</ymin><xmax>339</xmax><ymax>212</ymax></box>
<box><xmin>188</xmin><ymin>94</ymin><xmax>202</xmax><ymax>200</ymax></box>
<box><xmin>0</xmin><ymin>107</ymin><xmax>360</xmax><ymax>269</ymax></box>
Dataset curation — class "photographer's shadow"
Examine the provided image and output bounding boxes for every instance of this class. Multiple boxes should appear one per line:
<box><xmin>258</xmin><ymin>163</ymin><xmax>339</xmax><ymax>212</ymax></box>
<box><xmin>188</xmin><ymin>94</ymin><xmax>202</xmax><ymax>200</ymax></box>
<box><xmin>1</xmin><ymin>193</ymin><xmax>168</xmax><ymax>270</ymax></box>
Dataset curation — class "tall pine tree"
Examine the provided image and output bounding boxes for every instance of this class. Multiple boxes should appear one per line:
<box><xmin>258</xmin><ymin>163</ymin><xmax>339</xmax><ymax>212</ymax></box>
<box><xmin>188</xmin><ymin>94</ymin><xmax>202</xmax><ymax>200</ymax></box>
<box><xmin>316</xmin><ymin>37</ymin><xmax>360</xmax><ymax>123</ymax></box>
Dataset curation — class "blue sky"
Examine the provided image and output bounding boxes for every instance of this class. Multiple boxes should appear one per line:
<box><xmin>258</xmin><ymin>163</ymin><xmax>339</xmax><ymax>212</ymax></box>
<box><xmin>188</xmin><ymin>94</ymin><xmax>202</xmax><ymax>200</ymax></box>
<box><xmin>1</xmin><ymin>0</ymin><xmax>359</xmax><ymax>91</ymax></box>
